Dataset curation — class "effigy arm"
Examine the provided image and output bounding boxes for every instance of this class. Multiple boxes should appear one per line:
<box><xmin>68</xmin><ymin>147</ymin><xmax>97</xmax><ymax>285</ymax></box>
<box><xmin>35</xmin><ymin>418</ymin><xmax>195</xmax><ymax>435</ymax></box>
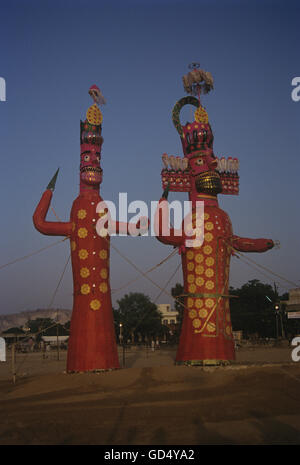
<box><xmin>33</xmin><ymin>189</ymin><xmax>72</xmax><ymax>237</ymax></box>
<box><xmin>232</xmin><ymin>235</ymin><xmax>274</xmax><ymax>253</ymax></box>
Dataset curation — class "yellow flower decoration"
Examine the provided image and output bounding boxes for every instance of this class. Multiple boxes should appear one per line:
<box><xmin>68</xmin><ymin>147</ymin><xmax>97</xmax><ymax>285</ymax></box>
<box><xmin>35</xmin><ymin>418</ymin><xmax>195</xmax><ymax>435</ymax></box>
<box><xmin>187</xmin><ymin>250</ymin><xmax>194</xmax><ymax>260</ymax></box>
<box><xmin>81</xmin><ymin>284</ymin><xmax>91</xmax><ymax>295</ymax></box>
<box><xmin>203</xmin><ymin>245</ymin><xmax>213</xmax><ymax>255</ymax></box>
<box><xmin>189</xmin><ymin>309</ymin><xmax>197</xmax><ymax>319</ymax></box>
<box><xmin>195</xmin><ymin>265</ymin><xmax>204</xmax><ymax>275</ymax></box>
<box><xmin>207</xmin><ymin>322</ymin><xmax>216</xmax><ymax>333</ymax></box>
<box><xmin>187</xmin><ymin>262</ymin><xmax>194</xmax><ymax>271</ymax></box>
<box><xmin>205</xmin><ymin>222</ymin><xmax>214</xmax><ymax>231</ymax></box>
<box><xmin>77</xmin><ymin>209</ymin><xmax>87</xmax><ymax>220</ymax></box>
<box><xmin>99</xmin><ymin>282</ymin><xmax>108</xmax><ymax>293</ymax></box>
<box><xmin>80</xmin><ymin>267</ymin><xmax>90</xmax><ymax>278</ymax></box>
<box><xmin>192</xmin><ymin>318</ymin><xmax>201</xmax><ymax>329</ymax></box>
<box><xmin>90</xmin><ymin>299</ymin><xmax>101</xmax><ymax>311</ymax></box>
<box><xmin>187</xmin><ymin>298</ymin><xmax>194</xmax><ymax>308</ymax></box>
<box><xmin>189</xmin><ymin>284</ymin><xmax>196</xmax><ymax>293</ymax></box>
<box><xmin>199</xmin><ymin>308</ymin><xmax>208</xmax><ymax>318</ymax></box>
<box><xmin>225</xmin><ymin>325</ymin><xmax>232</xmax><ymax>335</ymax></box>
<box><xmin>195</xmin><ymin>276</ymin><xmax>204</xmax><ymax>287</ymax></box>
<box><xmin>71</xmin><ymin>241</ymin><xmax>76</xmax><ymax>251</ymax></box>
<box><xmin>195</xmin><ymin>253</ymin><xmax>204</xmax><ymax>263</ymax></box>
<box><xmin>204</xmin><ymin>213</ymin><xmax>210</xmax><ymax>220</ymax></box>
<box><xmin>205</xmin><ymin>280</ymin><xmax>214</xmax><ymax>290</ymax></box>
<box><xmin>205</xmin><ymin>298</ymin><xmax>215</xmax><ymax>308</ymax></box>
<box><xmin>100</xmin><ymin>268</ymin><xmax>108</xmax><ymax>279</ymax></box>
<box><xmin>205</xmin><ymin>268</ymin><xmax>214</xmax><ymax>278</ymax></box>
<box><xmin>195</xmin><ymin>298</ymin><xmax>203</xmax><ymax>309</ymax></box>
<box><xmin>99</xmin><ymin>249</ymin><xmax>108</xmax><ymax>260</ymax></box>
<box><xmin>78</xmin><ymin>227</ymin><xmax>88</xmax><ymax>239</ymax></box>
<box><xmin>204</xmin><ymin>232</ymin><xmax>213</xmax><ymax>242</ymax></box>
<box><xmin>205</xmin><ymin>257</ymin><xmax>215</xmax><ymax>267</ymax></box>
<box><xmin>78</xmin><ymin>249</ymin><xmax>88</xmax><ymax>260</ymax></box>
<box><xmin>187</xmin><ymin>274</ymin><xmax>195</xmax><ymax>284</ymax></box>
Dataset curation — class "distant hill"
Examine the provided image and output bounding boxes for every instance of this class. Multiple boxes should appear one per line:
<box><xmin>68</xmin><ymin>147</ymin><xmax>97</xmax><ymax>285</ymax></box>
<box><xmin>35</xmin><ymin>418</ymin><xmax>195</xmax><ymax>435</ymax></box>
<box><xmin>0</xmin><ymin>308</ymin><xmax>72</xmax><ymax>333</ymax></box>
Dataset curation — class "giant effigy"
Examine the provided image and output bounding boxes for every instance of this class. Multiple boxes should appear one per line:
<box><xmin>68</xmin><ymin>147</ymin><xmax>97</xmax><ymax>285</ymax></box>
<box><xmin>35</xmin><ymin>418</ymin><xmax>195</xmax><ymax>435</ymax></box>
<box><xmin>33</xmin><ymin>86</ymin><xmax>133</xmax><ymax>372</ymax></box>
<box><xmin>155</xmin><ymin>65</ymin><xmax>275</xmax><ymax>365</ymax></box>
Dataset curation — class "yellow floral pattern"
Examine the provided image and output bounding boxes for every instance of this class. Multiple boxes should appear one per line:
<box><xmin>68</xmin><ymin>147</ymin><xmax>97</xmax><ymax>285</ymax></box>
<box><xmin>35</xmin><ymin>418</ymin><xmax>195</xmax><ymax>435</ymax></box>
<box><xmin>90</xmin><ymin>299</ymin><xmax>101</xmax><ymax>311</ymax></box>
<box><xmin>99</xmin><ymin>282</ymin><xmax>108</xmax><ymax>293</ymax></box>
<box><xmin>78</xmin><ymin>249</ymin><xmax>88</xmax><ymax>260</ymax></box>
<box><xmin>100</xmin><ymin>268</ymin><xmax>108</xmax><ymax>279</ymax></box>
<box><xmin>81</xmin><ymin>284</ymin><xmax>91</xmax><ymax>295</ymax></box>
<box><xmin>78</xmin><ymin>227</ymin><xmax>88</xmax><ymax>239</ymax></box>
<box><xmin>99</xmin><ymin>249</ymin><xmax>108</xmax><ymax>260</ymax></box>
<box><xmin>80</xmin><ymin>267</ymin><xmax>90</xmax><ymax>278</ymax></box>
<box><xmin>77</xmin><ymin>209</ymin><xmax>87</xmax><ymax>220</ymax></box>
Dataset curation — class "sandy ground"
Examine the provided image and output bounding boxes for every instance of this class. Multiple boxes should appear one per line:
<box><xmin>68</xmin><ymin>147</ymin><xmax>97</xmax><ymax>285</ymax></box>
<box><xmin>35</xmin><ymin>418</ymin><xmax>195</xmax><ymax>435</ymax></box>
<box><xmin>0</xmin><ymin>344</ymin><xmax>300</xmax><ymax>445</ymax></box>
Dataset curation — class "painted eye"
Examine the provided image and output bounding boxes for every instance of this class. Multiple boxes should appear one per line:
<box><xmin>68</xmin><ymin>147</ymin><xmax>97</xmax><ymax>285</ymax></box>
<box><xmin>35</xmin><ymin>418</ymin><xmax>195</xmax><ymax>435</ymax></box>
<box><xmin>84</xmin><ymin>155</ymin><xmax>90</xmax><ymax>162</ymax></box>
<box><xmin>195</xmin><ymin>158</ymin><xmax>204</xmax><ymax>166</ymax></box>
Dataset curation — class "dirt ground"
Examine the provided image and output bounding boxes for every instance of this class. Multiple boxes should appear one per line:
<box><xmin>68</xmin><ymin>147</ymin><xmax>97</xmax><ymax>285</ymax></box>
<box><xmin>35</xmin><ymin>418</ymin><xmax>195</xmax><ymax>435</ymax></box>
<box><xmin>0</xmin><ymin>344</ymin><xmax>300</xmax><ymax>445</ymax></box>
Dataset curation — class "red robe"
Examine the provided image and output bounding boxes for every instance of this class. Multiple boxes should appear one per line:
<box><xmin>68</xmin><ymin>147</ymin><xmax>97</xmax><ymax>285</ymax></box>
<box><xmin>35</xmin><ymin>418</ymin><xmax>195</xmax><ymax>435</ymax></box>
<box><xmin>33</xmin><ymin>189</ymin><xmax>120</xmax><ymax>372</ymax></box>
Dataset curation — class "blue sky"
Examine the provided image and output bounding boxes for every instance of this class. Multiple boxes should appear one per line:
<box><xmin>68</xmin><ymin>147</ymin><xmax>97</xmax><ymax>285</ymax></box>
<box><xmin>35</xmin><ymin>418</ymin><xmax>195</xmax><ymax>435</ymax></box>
<box><xmin>0</xmin><ymin>0</ymin><xmax>299</xmax><ymax>315</ymax></box>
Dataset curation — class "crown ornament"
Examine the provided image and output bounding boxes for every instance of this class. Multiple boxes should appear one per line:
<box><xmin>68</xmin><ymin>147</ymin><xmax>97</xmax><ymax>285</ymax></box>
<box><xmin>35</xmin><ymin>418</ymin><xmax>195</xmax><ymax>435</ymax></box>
<box><xmin>161</xmin><ymin>64</ymin><xmax>239</xmax><ymax>196</ymax></box>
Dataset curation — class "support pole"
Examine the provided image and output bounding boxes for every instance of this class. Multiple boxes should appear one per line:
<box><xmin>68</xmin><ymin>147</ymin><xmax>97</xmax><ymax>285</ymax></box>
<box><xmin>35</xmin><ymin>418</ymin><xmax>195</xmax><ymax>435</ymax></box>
<box><xmin>11</xmin><ymin>343</ymin><xmax>16</xmax><ymax>384</ymax></box>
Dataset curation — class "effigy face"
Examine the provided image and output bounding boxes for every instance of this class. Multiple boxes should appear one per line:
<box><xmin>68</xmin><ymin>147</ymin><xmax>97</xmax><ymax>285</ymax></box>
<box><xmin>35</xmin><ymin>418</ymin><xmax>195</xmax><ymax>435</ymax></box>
<box><xmin>80</xmin><ymin>142</ymin><xmax>102</xmax><ymax>187</ymax></box>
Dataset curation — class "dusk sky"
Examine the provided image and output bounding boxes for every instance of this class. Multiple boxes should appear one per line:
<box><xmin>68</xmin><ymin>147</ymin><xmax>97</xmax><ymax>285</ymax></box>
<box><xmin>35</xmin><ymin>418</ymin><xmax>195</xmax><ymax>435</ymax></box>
<box><xmin>0</xmin><ymin>0</ymin><xmax>299</xmax><ymax>316</ymax></box>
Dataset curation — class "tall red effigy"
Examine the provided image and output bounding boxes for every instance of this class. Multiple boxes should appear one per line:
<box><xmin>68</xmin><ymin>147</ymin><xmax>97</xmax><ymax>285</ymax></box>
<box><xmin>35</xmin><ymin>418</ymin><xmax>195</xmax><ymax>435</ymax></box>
<box><xmin>155</xmin><ymin>64</ymin><xmax>275</xmax><ymax>365</ymax></box>
<box><xmin>33</xmin><ymin>86</ymin><xmax>120</xmax><ymax>372</ymax></box>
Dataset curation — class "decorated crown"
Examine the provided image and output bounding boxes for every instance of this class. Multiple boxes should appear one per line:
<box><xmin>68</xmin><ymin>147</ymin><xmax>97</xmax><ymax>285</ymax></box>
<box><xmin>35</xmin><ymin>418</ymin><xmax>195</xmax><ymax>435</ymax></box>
<box><xmin>161</xmin><ymin>64</ymin><xmax>239</xmax><ymax>195</ymax></box>
<box><xmin>80</xmin><ymin>85</ymin><xmax>105</xmax><ymax>147</ymax></box>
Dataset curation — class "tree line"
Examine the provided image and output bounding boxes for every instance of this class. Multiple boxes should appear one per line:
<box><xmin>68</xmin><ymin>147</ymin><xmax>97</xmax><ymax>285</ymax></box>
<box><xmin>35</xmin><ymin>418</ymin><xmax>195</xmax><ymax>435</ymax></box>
<box><xmin>3</xmin><ymin>280</ymin><xmax>299</xmax><ymax>343</ymax></box>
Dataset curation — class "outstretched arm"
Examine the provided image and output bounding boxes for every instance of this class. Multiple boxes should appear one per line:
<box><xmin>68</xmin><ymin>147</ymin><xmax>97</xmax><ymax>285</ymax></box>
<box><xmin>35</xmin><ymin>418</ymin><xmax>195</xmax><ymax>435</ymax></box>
<box><xmin>33</xmin><ymin>189</ymin><xmax>72</xmax><ymax>237</ymax></box>
<box><xmin>232</xmin><ymin>235</ymin><xmax>274</xmax><ymax>253</ymax></box>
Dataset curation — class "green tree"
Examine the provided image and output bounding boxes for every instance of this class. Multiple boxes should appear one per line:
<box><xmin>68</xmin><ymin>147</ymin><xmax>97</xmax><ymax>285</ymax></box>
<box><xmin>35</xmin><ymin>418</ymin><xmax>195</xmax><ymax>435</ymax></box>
<box><xmin>230</xmin><ymin>280</ymin><xmax>280</xmax><ymax>338</ymax></box>
<box><xmin>114</xmin><ymin>292</ymin><xmax>166</xmax><ymax>343</ymax></box>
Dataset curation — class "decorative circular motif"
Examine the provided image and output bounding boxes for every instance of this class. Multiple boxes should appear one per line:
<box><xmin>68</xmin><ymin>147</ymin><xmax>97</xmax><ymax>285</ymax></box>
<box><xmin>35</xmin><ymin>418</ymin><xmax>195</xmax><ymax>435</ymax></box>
<box><xmin>207</xmin><ymin>322</ymin><xmax>216</xmax><ymax>332</ymax></box>
<box><xmin>90</xmin><ymin>299</ymin><xmax>101</xmax><ymax>311</ymax></box>
<box><xmin>195</xmin><ymin>253</ymin><xmax>204</xmax><ymax>263</ymax></box>
<box><xmin>99</xmin><ymin>249</ymin><xmax>108</xmax><ymax>259</ymax></box>
<box><xmin>204</xmin><ymin>213</ymin><xmax>210</xmax><ymax>220</ymax></box>
<box><xmin>189</xmin><ymin>309</ymin><xmax>197</xmax><ymax>319</ymax></box>
<box><xmin>187</xmin><ymin>274</ymin><xmax>195</xmax><ymax>284</ymax></box>
<box><xmin>81</xmin><ymin>284</ymin><xmax>91</xmax><ymax>295</ymax></box>
<box><xmin>189</xmin><ymin>284</ymin><xmax>196</xmax><ymax>293</ymax></box>
<box><xmin>205</xmin><ymin>298</ymin><xmax>215</xmax><ymax>308</ymax></box>
<box><xmin>77</xmin><ymin>209</ymin><xmax>87</xmax><ymax>220</ymax></box>
<box><xmin>204</xmin><ymin>232</ymin><xmax>213</xmax><ymax>242</ymax></box>
<box><xmin>187</xmin><ymin>262</ymin><xmax>194</xmax><ymax>271</ymax></box>
<box><xmin>203</xmin><ymin>245</ymin><xmax>213</xmax><ymax>255</ymax></box>
<box><xmin>225</xmin><ymin>325</ymin><xmax>232</xmax><ymax>335</ymax></box>
<box><xmin>195</xmin><ymin>298</ymin><xmax>203</xmax><ymax>309</ymax></box>
<box><xmin>199</xmin><ymin>308</ymin><xmax>208</xmax><ymax>318</ymax></box>
<box><xmin>205</xmin><ymin>257</ymin><xmax>215</xmax><ymax>266</ymax></box>
<box><xmin>187</xmin><ymin>250</ymin><xmax>194</xmax><ymax>260</ymax></box>
<box><xmin>78</xmin><ymin>227</ymin><xmax>88</xmax><ymax>239</ymax></box>
<box><xmin>99</xmin><ymin>282</ymin><xmax>108</xmax><ymax>293</ymax></box>
<box><xmin>100</xmin><ymin>268</ymin><xmax>108</xmax><ymax>279</ymax></box>
<box><xmin>192</xmin><ymin>318</ymin><xmax>201</xmax><ymax>328</ymax></box>
<box><xmin>78</xmin><ymin>249</ymin><xmax>88</xmax><ymax>260</ymax></box>
<box><xmin>205</xmin><ymin>268</ymin><xmax>214</xmax><ymax>278</ymax></box>
<box><xmin>205</xmin><ymin>222</ymin><xmax>214</xmax><ymax>231</ymax></box>
<box><xmin>205</xmin><ymin>280</ymin><xmax>214</xmax><ymax>290</ymax></box>
<box><xmin>187</xmin><ymin>298</ymin><xmax>194</xmax><ymax>308</ymax></box>
<box><xmin>195</xmin><ymin>276</ymin><xmax>204</xmax><ymax>287</ymax></box>
<box><xmin>195</xmin><ymin>265</ymin><xmax>204</xmax><ymax>275</ymax></box>
<box><xmin>80</xmin><ymin>267</ymin><xmax>90</xmax><ymax>278</ymax></box>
